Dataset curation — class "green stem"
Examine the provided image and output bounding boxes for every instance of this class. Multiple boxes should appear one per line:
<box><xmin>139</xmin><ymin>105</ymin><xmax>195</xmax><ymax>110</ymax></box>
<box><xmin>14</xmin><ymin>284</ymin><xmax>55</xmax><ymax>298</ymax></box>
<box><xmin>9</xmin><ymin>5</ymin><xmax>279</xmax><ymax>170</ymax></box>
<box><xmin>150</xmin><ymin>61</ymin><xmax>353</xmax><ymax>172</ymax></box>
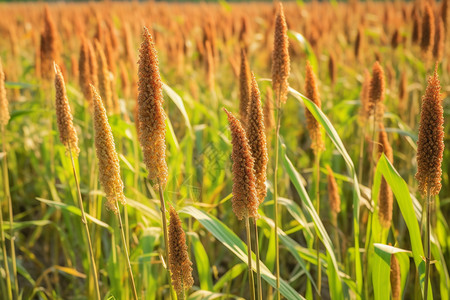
<box><xmin>157</xmin><ymin>179</ymin><xmax>176</xmax><ymax>299</ymax></box>
<box><xmin>253</xmin><ymin>218</ymin><xmax>262</xmax><ymax>300</ymax></box>
<box><xmin>116</xmin><ymin>203</ymin><xmax>138</xmax><ymax>300</ymax></box>
<box><xmin>0</xmin><ymin>187</ymin><xmax>12</xmax><ymax>300</ymax></box>
<box><xmin>1</xmin><ymin>124</ymin><xmax>17</xmax><ymax>298</ymax></box>
<box><xmin>273</xmin><ymin>90</ymin><xmax>282</xmax><ymax>300</ymax></box>
<box><xmin>357</xmin><ymin>122</ymin><xmax>367</xmax><ymax>185</ymax></box>
<box><xmin>424</xmin><ymin>187</ymin><xmax>432</xmax><ymax>300</ymax></box>
<box><xmin>314</xmin><ymin>151</ymin><xmax>322</xmax><ymax>299</ymax></box>
<box><xmin>68</xmin><ymin>146</ymin><xmax>101</xmax><ymax>300</ymax></box>
<box><xmin>245</xmin><ymin>216</ymin><xmax>255</xmax><ymax>300</ymax></box>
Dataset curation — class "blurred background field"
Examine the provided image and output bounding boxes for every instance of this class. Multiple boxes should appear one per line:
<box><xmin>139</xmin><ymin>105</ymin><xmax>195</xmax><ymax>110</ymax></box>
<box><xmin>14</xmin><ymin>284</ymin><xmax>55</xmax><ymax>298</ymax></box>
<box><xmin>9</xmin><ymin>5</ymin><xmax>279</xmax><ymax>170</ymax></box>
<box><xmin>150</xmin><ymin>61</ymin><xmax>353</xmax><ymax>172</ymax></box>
<box><xmin>0</xmin><ymin>1</ymin><xmax>449</xmax><ymax>299</ymax></box>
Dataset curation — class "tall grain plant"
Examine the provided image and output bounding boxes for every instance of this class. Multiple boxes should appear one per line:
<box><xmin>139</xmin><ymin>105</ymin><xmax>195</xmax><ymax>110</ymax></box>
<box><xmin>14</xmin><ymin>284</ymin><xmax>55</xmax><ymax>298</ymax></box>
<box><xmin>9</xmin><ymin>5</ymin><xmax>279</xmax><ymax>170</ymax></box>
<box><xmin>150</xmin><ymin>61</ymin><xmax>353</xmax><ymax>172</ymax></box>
<box><xmin>224</xmin><ymin>108</ymin><xmax>259</xmax><ymax>300</ymax></box>
<box><xmin>137</xmin><ymin>27</ymin><xmax>172</xmax><ymax>295</ymax></box>
<box><xmin>168</xmin><ymin>206</ymin><xmax>194</xmax><ymax>299</ymax></box>
<box><xmin>247</xmin><ymin>73</ymin><xmax>268</xmax><ymax>300</ymax></box>
<box><xmin>304</xmin><ymin>61</ymin><xmax>324</xmax><ymax>297</ymax></box>
<box><xmin>54</xmin><ymin>63</ymin><xmax>100</xmax><ymax>300</ymax></box>
<box><xmin>0</xmin><ymin>58</ymin><xmax>15</xmax><ymax>299</ymax></box>
<box><xmin>91</xmin><ymin>85</ymin><xmax>138</xmax><ymax>300</ymax></box>
<box><xmin>377</xmin><ymin>125</ymin><xmax>394</xmax><ymax>229</ymax></box>
<box><xmin>271</xmin><ymin>4</ymin><xmax>290</xmax><ymax>298</ymax></box>
<box><xmin>415</xmin><ymin>67</ymin><xmax>444</xmax><ymax>300</ymax></box>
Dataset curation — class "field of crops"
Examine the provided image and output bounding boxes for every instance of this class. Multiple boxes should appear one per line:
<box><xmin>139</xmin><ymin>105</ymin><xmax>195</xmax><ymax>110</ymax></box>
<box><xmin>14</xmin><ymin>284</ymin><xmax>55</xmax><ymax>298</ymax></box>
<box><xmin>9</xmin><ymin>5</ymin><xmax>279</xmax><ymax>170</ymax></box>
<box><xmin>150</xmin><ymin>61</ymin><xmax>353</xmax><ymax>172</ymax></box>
<box><xmin>0</xmin><ymin>1</ymin><xmax>449</xmax><ymax>299</ymax></box>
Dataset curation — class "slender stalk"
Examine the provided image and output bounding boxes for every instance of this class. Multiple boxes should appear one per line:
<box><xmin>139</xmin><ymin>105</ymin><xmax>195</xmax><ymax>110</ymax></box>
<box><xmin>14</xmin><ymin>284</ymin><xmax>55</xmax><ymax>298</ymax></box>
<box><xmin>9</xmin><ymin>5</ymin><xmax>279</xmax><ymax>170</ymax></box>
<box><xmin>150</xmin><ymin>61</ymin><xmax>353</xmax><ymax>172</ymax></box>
<box><xmin>157</xmin><ymin>178</ymin><xmax>176</xmax><ymax>298</ymax></box>
<box><xmin>357</xmin><ymin>123</ymin><xmax>367</xmax><ymax>184</ymax></box>
<box><xmin>68</xmin><ymin>145</ymin><xmax>101</xmax><ymax>300</ymax></box>
<box><xmin>424</xmin><ymin>186</ymin><xmax>432</xmax><ymax>300</ymax></box>
<box><xmin>116</xmin><ymin>203</ymin><xmax>138</xmax><ymax>300</ymax></box>
<box><xmin>314</xmin><ymin>150</ymin><xmax>322</xmax><ymax>298</ymax></box>
<box><xmin>253</xmin><ymin>218</ymin><xmax>262</xmax><ymax>300</ymax></box>
<box><xmin>273</xmin><ymin>88</ymin><xmax>282</xmax><ymax>300</ymax></box>
<box><xmin>245</xmin><ymin>216</ymin><xmax>256</xmax><ymax>300</ymax></box>
<box><xmin>1</xmin><ymin>124</ymin><xmax>17</xmax><ymax>298</ymax></box>
<box><xmin>0</xmin><ymin>192</ymin><xmax>12</xmax><ymax>300</ymax></box>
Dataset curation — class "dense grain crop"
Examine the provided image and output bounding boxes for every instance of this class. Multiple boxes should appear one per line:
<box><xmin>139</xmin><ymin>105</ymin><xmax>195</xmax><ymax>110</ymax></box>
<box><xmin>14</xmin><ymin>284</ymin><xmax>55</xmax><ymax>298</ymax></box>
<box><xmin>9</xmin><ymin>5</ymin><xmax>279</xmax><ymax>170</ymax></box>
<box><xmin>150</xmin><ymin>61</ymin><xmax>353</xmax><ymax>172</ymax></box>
<box><xmin>0</xmin><ymin>2</ymin><xmax>449</xmax><ymax>299</ymax></box>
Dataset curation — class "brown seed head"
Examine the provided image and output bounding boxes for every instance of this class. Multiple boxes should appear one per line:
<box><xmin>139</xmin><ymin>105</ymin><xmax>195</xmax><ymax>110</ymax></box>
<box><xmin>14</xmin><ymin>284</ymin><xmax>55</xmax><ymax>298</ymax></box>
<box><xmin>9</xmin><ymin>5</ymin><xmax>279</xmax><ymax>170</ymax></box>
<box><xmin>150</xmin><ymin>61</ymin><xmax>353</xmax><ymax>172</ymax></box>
<box><xmin>168</xmin><ymin>206</ymin><xmax>194</xmax><ymax>296</ymax></box>
<box><xmin>390</xmin><ymin>254</ymin><xmax>401</xmax><ymax>300</ymax></box>
<box><xmin>420</xmin><ymin>3</ymin><xmax>435</xmax><ymax>55</ymax></box>
<box><xmin>442</xmin><ymin>0</ymin><xmax>449</xmax><ymax>32</ymax></box>
<box><xmin>54</xmin><ymin>63</ymin><xmax>79</xmax><ymax>156</ymax></box>
<box><xmin>40</xmin><ymin>7</ymin><xmax>60</xmax><ymax>81</ymax></box>
<box><xmin>326</xmin><ymin>165</ymin><xmax>341</xmax><ymax>214</ymax></box>
<box><xmin>0</xmin><ymin>59</ymin><xmax>10</xmax><ymax>127</ymax></box>
<box><xmin>79</xmin><ymin>38</ymin><xmax>91</xmax><ymax>102</ymax></box>
<box><xmin>355</xmin><ymin>26</ymin><xmax>363</xmax><ymax>60</ymax></box>
<box><xmin>271</xmin><ymin>3</ymin><xmax>290</xmax><ymax>105</ymax></box>
<box><xmin>328</xmin><ymin>52</ymin><xmax>336</xmax><ymax>86</ymax></box>
<box><xmin>87</xmin><ymin>40</ymin><xmax>98</xmax><ymax>89</ymax></box>
<box><xmin>138</xmin><ymin>27</ymin><xmax>168</xmax><ymax>189</ymax></box>
<box><xmin>224</xmin><ymin>108</ymin><xmax>259</xmax><ymax>220</ymax></box>
<box><xmin>412</xmin><ymin>11</ymin><xmax>421</xmax><ymax>45</ymax></box>
<box><xmin>305</xmin><ymin>62</ymin><xmax>324</xmax><ymax>154</ymax></box>
<box><xmin>377</xmin><ymin>124</ymin><xmax>393</xmax><ymax>228</ymax></box>
<box><xmin>415</xmin><ymin>67</ymin><xmax>444</xmax><ymax>196</ymax></box>
<box><xmin>433</xmin><ymin>19</ymin><xmax>445</xmax><ymax>62</ymax></box>
<box><xmin>91</xmin><ymin>85</ymin><xmax>126</xmax><ymax>213</ymax></box>
<box><xmin>239</xmin><ymin>49</ymin><xmax>251</xmax><ymax>127</ymax></box>
<box><xmin>368</xmin><ymin>62</ymin><xmax>385</xmax><ymax>122</ymax></box>
<box><xmin>247</xmin><ymin>73</ymin><xmax>268</xmax><ymax>204</ymax></box>
<box><xmin>95</xmin><ymin>41</ymin><xmax>113</xmax><ymax>113</ymax></box>
<box><xmin>359</xmin><ymin>69</ymin><xmax>371</xmax><ymax>123</ymax></box>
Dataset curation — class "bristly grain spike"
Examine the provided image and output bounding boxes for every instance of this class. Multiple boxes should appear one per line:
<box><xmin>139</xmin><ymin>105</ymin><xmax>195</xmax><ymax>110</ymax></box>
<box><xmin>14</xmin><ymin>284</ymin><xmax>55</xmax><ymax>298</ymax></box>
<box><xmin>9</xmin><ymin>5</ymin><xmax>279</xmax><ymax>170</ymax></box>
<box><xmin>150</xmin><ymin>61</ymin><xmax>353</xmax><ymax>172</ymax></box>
<box><xmin>91</xmin><ymin>85</ymin><xmax>126</xmax><ymax>213</ymax></box>
<box><xmin>305</xmin><ymin>61</ymin><xmax>324</xmax><ymax>153</ymax></box>
<box><xmin>247</xmin><ymin>73</ymin><xmax>268</xmax><ymax>204</ymax></box>
<box><xmin>223</xmin><ymin>108</ymin><xmax>259</xmax><ymax>220</ymax></box>
<box><xmin>168</xmin><ymin>206</ymin><xmax>194</xmax><ymax>296</ymax></box>
<box><xmin>54</xmin><ymin>62</ymin><xmax>79</xmax><ymax>156</ymax></box>
<box><xmin>271</xmin><ymin>2</ymin><xmax>290</xmax><ymax>105</ymax></box>
<box><xmin>377</xmin><ymin>124</ymin><xmax>393</xmax><ymax>228</ymax></box>
<box><xmin>137</xmin><ymin>26</ymin><xmax>168</xmax><ymax>189</ymax></box>
<box><xmin>415</xmin><ymin>66</ymin><xmax>444</xmax><ymax>196</ymax></box>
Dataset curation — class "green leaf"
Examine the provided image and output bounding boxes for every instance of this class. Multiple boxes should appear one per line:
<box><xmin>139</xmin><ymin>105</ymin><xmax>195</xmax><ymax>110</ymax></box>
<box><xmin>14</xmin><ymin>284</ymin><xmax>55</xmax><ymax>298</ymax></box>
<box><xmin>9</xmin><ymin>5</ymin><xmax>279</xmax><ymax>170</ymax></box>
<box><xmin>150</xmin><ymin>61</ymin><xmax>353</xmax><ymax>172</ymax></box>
<box><xmin>372</xmin><ymin>244</ymin><xmax>411</xmax><ymax>300</ymax></box>
<box><xmin>288</xmin><ymin>31</ymin><xmax>318</xmax><ymax>74</ymax></box>
<box><xmin>187</xmin><ymin>232</ymin><xmax>213</xmax><ymax>291</ymax></box>
<box><xmin>281</xmin><ymin>148</ymin><xmax>342</xmax><ymax>297</ymax></box>
<box><xmin>162</xmin><ymin>83</ymin><xmax>193</xmax><ymax>137</ymax></box>
<box><xmin>180</xmin><ymin>206</ymin><xmax>305</xmax><ymax>300</ymax></box>
<box><xmin>373</xmin><ymin>155</ymin><xmax>431</xmax><ymax>299</ymax></box>
<box><xmin>35</xmin><ymin>197</ymin><xmax>112</xmax><ymax>231</ymax></box>
<box><xmin>213</xmin><ymin>263</ymin><xmax>246</xmax><ymax>292</ymax></box>
<box><xmin>288</xmin><ymin>86</ymin><xmax>363</xmax><ymax>297</ymax></box>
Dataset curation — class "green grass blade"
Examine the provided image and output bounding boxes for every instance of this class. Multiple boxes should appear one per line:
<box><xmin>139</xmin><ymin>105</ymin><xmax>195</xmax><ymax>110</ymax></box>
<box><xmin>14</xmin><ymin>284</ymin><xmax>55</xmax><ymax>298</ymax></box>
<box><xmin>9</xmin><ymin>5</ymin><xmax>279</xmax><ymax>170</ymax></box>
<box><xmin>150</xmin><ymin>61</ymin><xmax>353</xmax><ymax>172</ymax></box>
<box><xmin>180</xmin><ymin>206</ymin><xmax>305</xmax><ymax>300</ymax></box>
<box><xmin>187</xmin><ymin>232</ymin><xmax>213</xmax><ymax>291</ymax></box>
<box><xmin>281</xmin><ymin>146</ymin><xmax>342</xmax><ymax>298</ymax></box>
<box><xmin>373</xmin><ymin>155</ymin><xmax>432</xmax><ymax>299</ymax></box>
<box><xmin>288</xmin><ymin>86</ymin><xmax>363</xmax><ymax>298</ymax></box>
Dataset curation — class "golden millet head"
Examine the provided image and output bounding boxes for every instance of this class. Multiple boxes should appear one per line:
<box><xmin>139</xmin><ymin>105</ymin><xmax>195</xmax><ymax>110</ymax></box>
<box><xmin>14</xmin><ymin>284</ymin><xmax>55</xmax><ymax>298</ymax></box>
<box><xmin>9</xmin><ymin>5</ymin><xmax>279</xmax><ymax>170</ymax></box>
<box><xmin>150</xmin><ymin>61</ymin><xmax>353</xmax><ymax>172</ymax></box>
<box><xmin>247</xmin><ymin>73</ymin><xmax>268</xmax><ymax>204</ymax></box>
<box><xmin>54</xmin><ymin>62</ymin><xmax>79</xmax><ymax>156</ymax></box>
<box><xmin>137</xmin><ymin>26</ymin><xmax>168</xmax><ymax>189</ymax></box>
<box><xmin>271</xmin><ymin>2</ymin><xmax>290</xmax><ymax>105</ymax></box>
<box><xmin>168</xmin><ymin>206</ymin><xmax>194</xmax><ymax>296</ymax></box>
<box><xmin>415</xmin><ymin>67</ymin><xmax>444</xmax><ymax>196</ymax></box>
<box><xmin>224</xmin><ymin>108</ymin><xmax>259</xmax><ymax>220</ymax></box>
<box><xmin>91</xmin><ymin>84</ymin><xmax>126</xmax><ymax>213</ymax></box>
